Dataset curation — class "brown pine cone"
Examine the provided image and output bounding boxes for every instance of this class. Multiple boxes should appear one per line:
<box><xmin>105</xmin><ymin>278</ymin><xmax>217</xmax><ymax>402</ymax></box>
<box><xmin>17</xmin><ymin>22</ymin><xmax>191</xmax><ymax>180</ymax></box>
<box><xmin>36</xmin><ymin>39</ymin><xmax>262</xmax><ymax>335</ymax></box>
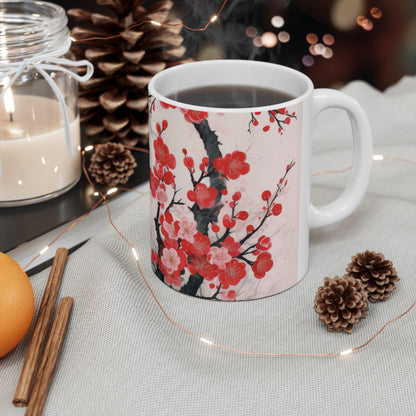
<box><xmin>314</xmin><ymin>276</ymin><xmax>368</xmax><ymax>334</ymax></box>
<box><xmin>346</xmin><ymin>250</ymin><xmax>399</xmax><ymax>302</ymax></box>
<box><xmin>88</xmin><ymin>142</ymin><xmax>137</xmax><ymax>186</ymax></box>
<box><xmin>68</xmin><ymin>0</ymin><xmax>191</xmax><ymax>147</ymax></box>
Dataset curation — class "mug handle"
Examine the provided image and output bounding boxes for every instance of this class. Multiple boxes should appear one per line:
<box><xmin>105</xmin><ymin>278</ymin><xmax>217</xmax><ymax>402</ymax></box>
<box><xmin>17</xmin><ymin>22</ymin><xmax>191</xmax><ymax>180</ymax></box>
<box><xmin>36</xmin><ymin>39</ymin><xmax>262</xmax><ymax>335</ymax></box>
<box><xmin>309</xmin><ymin>89</ymin><xmax>373</xmax><ymax>229</ymax></box>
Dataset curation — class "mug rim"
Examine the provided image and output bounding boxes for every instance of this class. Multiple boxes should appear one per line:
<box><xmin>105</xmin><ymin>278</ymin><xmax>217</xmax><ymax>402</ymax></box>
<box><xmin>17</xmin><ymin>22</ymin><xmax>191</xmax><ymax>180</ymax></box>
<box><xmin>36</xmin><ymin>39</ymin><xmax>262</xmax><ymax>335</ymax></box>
<box><xmin>148</xmin><ymin>59</ymin><xmax>314</xmax><ymax>113</ymax></box>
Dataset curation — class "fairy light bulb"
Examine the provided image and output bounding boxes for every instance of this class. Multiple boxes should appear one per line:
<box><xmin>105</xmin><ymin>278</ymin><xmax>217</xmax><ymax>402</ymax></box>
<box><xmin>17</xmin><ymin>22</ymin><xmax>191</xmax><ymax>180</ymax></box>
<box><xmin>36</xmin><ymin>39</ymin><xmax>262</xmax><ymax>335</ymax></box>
<box><xmin>107</xmin><ymin>187</ymin><xmax>118</xmax><ymax>195</ymax></box>
<box><xmin>200</xmin><ymin>338</ymin><xmax>214</xmax><ymax>346</ymax></box>
<box><xmin>84</xmin><ymin>145</ymin><xmax>94</xmax><ymax>152</ymax></box>
<box><xmin>210</xmin><ymin>15</ymin><xmax>218</xmax><ymax>22</ymax></box>
<box><xmin>372</xmin><ymin>154</ymin><xmax>384</xmax><ymax>161</ymax></box>
<box><xmin>132</xmin><ymin>247</ymin><xmax>139</xmax><ymax>261</ymax></box>
<box><xmin>39</xmin><ymin>246</ymin><xmax>49</xmax><ymax>255</ymax></box>
<box><xmin>151</xmin><ymin>20</ymin><xmax>161</xmax><ymax>26</ymax></box>
<box><xmin>340</xmin><ymin>349</ymin><xmax>353</xmax><ymax>356</ymax></box>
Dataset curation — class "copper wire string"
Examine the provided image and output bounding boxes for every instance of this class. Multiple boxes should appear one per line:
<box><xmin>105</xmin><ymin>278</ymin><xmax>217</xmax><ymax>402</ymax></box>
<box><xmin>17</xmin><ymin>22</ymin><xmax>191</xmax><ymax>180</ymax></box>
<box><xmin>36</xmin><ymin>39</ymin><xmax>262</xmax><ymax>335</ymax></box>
<box><xmin>72</xmin><ymin>0</ymin><xmax>230</xmax><ymax>43</ymax></box>
<box><xmin>18</xmin><ymin>145</ymin><xmax>416</xmax><ymax>358</ymax></box>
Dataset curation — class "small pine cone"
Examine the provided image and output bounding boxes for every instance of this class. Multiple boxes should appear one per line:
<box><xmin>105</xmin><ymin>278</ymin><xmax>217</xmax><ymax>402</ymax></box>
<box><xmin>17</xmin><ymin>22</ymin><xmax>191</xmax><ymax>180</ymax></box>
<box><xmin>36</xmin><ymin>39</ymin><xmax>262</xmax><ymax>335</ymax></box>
<box><xmin>314</xmin><ymin>276</ymin><xmax>368</xmax><ymax>334</ymax></box>
<box><xmin>88</xmin><ymin>143</ymin><xmax>137</xmax><ymax>186</ymax></box>
<box><xmin>346</xmin><ymin>250</ymin><xmax>399</xmax><ymax>302</ymax></box>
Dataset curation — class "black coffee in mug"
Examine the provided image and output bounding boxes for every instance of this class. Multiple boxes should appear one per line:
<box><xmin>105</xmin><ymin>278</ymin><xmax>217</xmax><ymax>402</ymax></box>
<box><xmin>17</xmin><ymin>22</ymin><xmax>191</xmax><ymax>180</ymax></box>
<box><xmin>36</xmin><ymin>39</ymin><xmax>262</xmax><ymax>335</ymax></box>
<box><xmin>167</xmin><ymin>85</ymin><xmax>295</xmax><ymax>108</ymax></box>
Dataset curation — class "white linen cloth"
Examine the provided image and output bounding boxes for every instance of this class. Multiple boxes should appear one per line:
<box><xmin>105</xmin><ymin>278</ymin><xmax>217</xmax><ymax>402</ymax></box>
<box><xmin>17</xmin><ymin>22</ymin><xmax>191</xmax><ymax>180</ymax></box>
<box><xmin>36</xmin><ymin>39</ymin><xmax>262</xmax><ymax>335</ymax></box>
<box><xmin>1</xmin><ymin>76</ymin><xmax>416</xmax><ymax>415</ymax></box>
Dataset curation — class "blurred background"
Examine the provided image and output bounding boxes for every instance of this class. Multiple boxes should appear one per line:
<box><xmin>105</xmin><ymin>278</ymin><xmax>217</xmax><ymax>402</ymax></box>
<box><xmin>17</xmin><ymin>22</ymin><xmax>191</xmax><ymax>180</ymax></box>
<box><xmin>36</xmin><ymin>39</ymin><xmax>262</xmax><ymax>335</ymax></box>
<box><xmin>62</xmin><ymin>0</ymin><xmax>416</xmax><ymax>90</ymax></box>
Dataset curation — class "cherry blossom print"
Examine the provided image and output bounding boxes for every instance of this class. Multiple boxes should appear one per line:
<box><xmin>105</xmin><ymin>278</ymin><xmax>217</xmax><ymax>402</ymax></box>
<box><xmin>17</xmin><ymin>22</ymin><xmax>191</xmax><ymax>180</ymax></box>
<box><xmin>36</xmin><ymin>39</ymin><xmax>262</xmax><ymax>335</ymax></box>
<box><xmin>161</xmin><ymin>219</ymin><xmax>179</xmax><ymax>240</ymax></box>
<box><xmin>180</xmin><ymin>108</ymin><xmax>209</xmax><ymax>124</ymax></box>
<box><xmin>161</xmin><ymin>247</ymin><xmax>186</xmax><ymax>275</ymax></box>
<box><xmin>248</xmin><ymin>108</ymin><xmax>297</xmax><ymax>134</ymax></box>
<box><xmin>177</xmin><ymin>217</ymin><xmax>197</xmax><ymax>243</ymax></box>
<box><xmin>150</xmin><ymin>98</ymin><xmax>299</xmax><ymax>300</ymax></box>
<box><xmin>187</xmin><ymin>183</ymin><xmax>218</xmax><ymax>209</ymax></box>
<box><xmin>207</xmin><ymin>246</ymin><xmax>232</xmax><ymax>270</ymax></box>
<box><xmin>187</xmin><ymin>255</ymin><xmax>219</xmax><ymax>280</ymax></box>
<box><xmin>182</xmin><ymin>232</ymin><xmax>211</xmax><ymax>257</ymax></box>
<box><xmin>164</xmin><ymin>272</ymin><xmax>182</xmax><ymax>287</ymax></box>
<box><xmin>213</xmin><ymin>151</ymin><xmax>250</xmax><ymax>180</ymax></box>
<box><xmin>218</xmin><ymin>259</ymin><xmax>247</xmax><ymax>289</ymax></box>
<box><xmin>149</xmin><ymin>168</ymin><xmax>159</xmax><ymax>198</ymax></box>
<box><xmin>156</xmin><ymin>187</ymin><xmax>168</xmax><ymax>207</ymax></box>
<box><xmin>252</xmin><ymin>252</ymin><xmax>273</xmax><ymax>279</ymax></box>
<box><xmin>160</xmin><ymin>101</ymin><xmax>176</xmax><ymax>109</ymax></box>
<box><xmin>153</xmin><ymin>136</ymin><xmax>176</xmax><ymax>169</ymax></box>
<box><xmin>220</xmin><ymin>236</ymin><xmax>241</xmax><ymax>257</ymax></box>
<box><xmin>256</xmin><ymin>235</ymin><xmax>272</xmax><ymax>251</ymax></box>
<box><xmin>221</xmin><ymin>290</ymin><xmax>236</xmax><ymax>301</ymax></box>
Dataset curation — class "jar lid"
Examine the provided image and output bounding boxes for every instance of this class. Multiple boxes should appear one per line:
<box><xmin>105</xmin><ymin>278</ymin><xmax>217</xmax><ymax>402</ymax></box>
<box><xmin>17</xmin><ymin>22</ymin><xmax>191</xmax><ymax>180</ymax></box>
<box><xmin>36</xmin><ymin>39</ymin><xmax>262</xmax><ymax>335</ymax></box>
<box><xmin>0</xmin><ymin>1</ymin><xmax>70</xmax><ymax>62</ymax></box>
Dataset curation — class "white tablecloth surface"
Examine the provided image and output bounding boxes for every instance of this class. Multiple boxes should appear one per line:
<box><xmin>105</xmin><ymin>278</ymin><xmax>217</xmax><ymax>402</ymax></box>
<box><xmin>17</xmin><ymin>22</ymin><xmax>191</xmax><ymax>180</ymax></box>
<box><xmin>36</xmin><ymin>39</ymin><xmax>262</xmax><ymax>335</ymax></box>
<box><xmin>1</xmin><ymin>76</ymin><xmax>416</xmax><ymax>415</ymax></box>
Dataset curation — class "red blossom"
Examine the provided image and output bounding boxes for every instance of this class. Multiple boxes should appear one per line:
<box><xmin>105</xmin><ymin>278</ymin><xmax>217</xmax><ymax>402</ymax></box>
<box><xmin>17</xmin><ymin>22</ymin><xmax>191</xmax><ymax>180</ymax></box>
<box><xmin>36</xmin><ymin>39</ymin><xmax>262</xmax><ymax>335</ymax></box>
<box><xmin>222</xmin><ymin>214</ymin><xmax>236</xmax><ymax>229</ymax></box>
<box><xmin>256</xmin><ymin>235</ymin><xmax>272</xmax><ymax>251</ymax></box>
<box><xmin>218</xmin><ymin>259</ymin><xmax>247</xmax><ymax>289</ymax></box>
<box><xmin>261</xmin><ymin>190</ymin><xmax>271</xmax><ymax>201</ymax></box>
<box><xmin>160</xmin><ymin>101</ymin><xmax>176</xmax><ymax>109</ymax></box>
<box><xmin>220</xmin><ymin>235</ymin><xmax>241</xmax><ymax>257</ymax></box>
<box><xmin>235</xmin><ymin>211</ymin><xmax>249</xmax><ymax>221</ymax></box>
<box><xmin>182</xmin><ymin>232</ymin><xmax>211</xmax><ymax>256</ymax></box>
<box><xmin>211</xmin><ymin>223</ymin><xmax>220</xmax><ymax>233</ymax></box>
<box><xmin>232</xmin><ymin>191</ymin><xmax>242</xmax><ymax>201</ymax></box>
<box><xmin>272</xmin><ymin>203</ymin><xmax>282</xmax><ymax>216</ymax></box>
<box><xmin>149</xmin><ymin>168</ymin><xmax>159</xmax><ymax>198</ymax></box>
<box><xmin>187</xmin><ymin>183</ymin><xmax>218</xmax><ymax>209</ymax></box>
<box><xmin>246</xmin><ymin>224</ymin><xmax>254</xmax><ymax>233</ymax></box>
<box><xmin>213</xmin><ymin>151</ymin><xmax>250</xmax><ymax>180</ymax></box>
<box><xmin>252</xmin><ymin>252</ymin><xmax>273</xmax><ymax>279</ymax></box>
<box><xmin>187</xmin><ymin>255</ymin><xmax>219</xmax><ymax>280</ymax></box>
<box><xmin>164</xmin><ymin>171</ymin><xmax>175</xmax><ymax>185</ymax></box>
<box><xmin>153</xmin><ymin>136</ymin><xmax>176</xmax><ymax>169</ymax></box>
<box><xmin>183</xmin><ymin>156</ymin><xmax>195</xmax><ymax>171</ymax></box>
<box><xmin>180</xmin><ymin>109</ymin><xmax>209</xmax><ymax>124</ymax></box>
<box><xmin>221</xmin><ymin>290</ymin><xmax>236</xmax><ymax>301</ymax></box>
<box><xmin>263</xmin><ymin>125</ymin><xmax>270</xmax><ymax>132</ymax></box>
<box><xmin>164</xmin><ymin>272</ymin><xmax>182</xmax><ymax>287</ymax></box>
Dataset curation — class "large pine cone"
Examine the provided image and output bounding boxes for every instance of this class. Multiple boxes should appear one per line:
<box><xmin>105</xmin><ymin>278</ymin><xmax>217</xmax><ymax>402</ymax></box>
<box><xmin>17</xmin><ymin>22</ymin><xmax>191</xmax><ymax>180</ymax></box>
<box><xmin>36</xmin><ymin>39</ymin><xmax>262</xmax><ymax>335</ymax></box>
<box><xmin>346</xmin><ymin>250</ymin><xmax>399</xmax><ymax>302</ymax></box>
<box><xmin>68</xmin><ymin>0</ymin><xmax>191</xmax><ymax>147</ymax></box>
<box><xmin>314</xmin><ymin>276</ymin><xmax>368</xmax><ymax>334</ymax></box>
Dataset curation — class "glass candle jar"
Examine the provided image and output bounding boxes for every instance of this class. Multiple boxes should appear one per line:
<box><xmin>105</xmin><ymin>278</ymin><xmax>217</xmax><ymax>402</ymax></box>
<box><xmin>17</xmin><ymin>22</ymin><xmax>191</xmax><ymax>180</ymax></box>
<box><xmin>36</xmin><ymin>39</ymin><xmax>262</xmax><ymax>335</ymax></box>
<box><xmin>0</xmin><ymin>1</ymin><xmax>92</xmax><ymax>206</ymax></box>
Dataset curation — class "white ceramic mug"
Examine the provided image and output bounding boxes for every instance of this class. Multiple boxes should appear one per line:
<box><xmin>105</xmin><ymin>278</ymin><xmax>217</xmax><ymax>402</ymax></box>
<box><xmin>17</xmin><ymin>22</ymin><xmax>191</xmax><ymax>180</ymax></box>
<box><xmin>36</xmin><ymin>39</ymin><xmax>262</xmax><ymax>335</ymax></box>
<box><xmin>148</xmin><ymin>60</ymin><xmax>372</xmax><ymax>301</ymax></box>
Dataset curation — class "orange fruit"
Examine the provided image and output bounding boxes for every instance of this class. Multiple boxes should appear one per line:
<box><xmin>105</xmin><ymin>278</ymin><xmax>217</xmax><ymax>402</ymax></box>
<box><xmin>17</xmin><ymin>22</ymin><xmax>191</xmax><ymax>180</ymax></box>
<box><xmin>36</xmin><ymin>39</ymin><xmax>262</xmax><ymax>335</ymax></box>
<box><xmin>0</xmin><ymin>252</ymin><xmax>34</xmax><ymax>358</ymax></box>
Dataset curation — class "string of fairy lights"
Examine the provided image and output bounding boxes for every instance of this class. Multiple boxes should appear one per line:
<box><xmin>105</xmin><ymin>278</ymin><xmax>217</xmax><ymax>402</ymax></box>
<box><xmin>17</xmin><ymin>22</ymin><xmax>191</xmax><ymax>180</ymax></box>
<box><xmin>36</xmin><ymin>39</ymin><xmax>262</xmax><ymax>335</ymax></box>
<box><xmin>19</xmin><ymin>0</ymin><xmax>416</xmax><ymax>358</ymax></box>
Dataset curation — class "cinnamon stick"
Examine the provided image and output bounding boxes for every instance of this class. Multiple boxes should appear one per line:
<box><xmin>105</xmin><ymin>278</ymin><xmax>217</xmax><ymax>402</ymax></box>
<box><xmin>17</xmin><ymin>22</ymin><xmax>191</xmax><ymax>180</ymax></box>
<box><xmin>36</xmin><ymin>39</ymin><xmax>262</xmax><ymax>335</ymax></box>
<box><xmin>13</xmin><ymin>248</ymin><xmax>69</xmax><ymax>407</ymax></box>
<box><xmin>25</xmin><ymin>297</ymin><xmax>74</xmax><ymax>416</ymax></box>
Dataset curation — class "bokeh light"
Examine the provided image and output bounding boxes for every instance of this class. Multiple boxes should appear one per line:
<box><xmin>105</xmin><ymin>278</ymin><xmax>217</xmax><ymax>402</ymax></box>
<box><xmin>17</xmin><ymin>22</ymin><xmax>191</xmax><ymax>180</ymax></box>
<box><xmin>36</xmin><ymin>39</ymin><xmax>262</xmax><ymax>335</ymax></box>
<box><xmin>370</xmin><ymin>7</ymin><xmax>382</xmax><ymax>19</ymax></box>
<box><xmin>271</xmin><ymin>15</ymin><xmax>285</xmax><ymax>28</ymax></box>
<box><xmin>253</xmin><ymin>36</ymin><xmax>263</xmax><ymax>47</ymax></box>
<box><xmin>245</xmin><ymin>26</ymin><xmax>258</xmax><ymax>38</ymax></box>
<box><xmin>302</xmin><ymin>55</ymin><xmax>314</xmax><ymax>67</ymax></box>
<box><xmin>306</xmin><ymin>33</ymin><xmax>318</xmax><ymax>45</ymax></box>
<box><xmin>322</xmin><ymin>34</ymin><xmax>335</xmax><ymax>46</ymax></box>
<box><xmin>309</xmin><ymin>44</ymin><xmax>318</xmax><ymax>56</ymax></box>
<box><xmin>322</xmin><ymin>47</ymin><xmax>334</xmax><ymax>59</ymax></box>
<box><xmin>261</xmin><ymin>32</ymin><xmax>278</xmax><ymax>48</ymax></box>
<box><xmin>278</xmin><ymin>31</ymin><xmax>290</xmax><ymax>43</ymax></box>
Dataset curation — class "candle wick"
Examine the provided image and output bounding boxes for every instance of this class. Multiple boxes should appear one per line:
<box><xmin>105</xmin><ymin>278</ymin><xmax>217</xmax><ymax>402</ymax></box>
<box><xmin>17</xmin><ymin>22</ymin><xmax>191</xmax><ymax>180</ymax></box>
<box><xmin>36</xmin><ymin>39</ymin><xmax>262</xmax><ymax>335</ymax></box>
<box><xmin>9</xmin><ymin>112</ymin><xmax>13</xmax><ymax>122</ymax></box>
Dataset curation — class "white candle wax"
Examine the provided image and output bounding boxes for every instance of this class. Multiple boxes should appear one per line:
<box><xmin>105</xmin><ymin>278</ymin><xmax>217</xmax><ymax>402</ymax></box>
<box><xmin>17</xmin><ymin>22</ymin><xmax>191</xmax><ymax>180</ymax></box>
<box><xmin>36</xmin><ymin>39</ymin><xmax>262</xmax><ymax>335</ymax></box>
<box><xmin>0</xmin><ymin>95</ymin><xmax>81</xmax><ymax>203</ymax></box>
